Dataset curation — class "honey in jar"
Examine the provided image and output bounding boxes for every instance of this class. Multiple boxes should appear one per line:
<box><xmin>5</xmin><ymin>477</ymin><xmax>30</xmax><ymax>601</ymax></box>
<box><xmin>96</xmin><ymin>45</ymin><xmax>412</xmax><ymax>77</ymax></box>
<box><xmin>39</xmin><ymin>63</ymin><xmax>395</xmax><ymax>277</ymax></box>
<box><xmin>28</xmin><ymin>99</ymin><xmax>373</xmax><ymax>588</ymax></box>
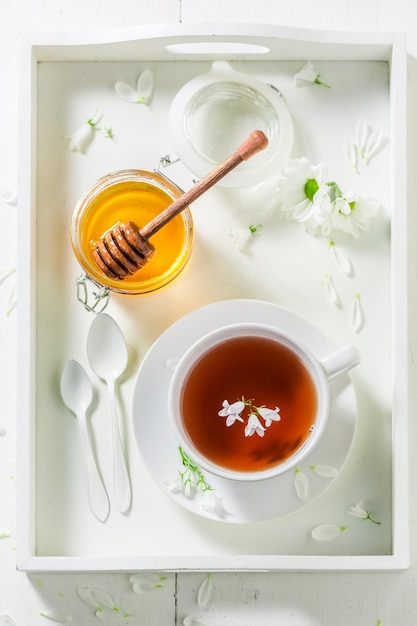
<box><xmin>71</xmin><ymin>170</ymin><xmax>193</xmax><ymax>295</ymax></box>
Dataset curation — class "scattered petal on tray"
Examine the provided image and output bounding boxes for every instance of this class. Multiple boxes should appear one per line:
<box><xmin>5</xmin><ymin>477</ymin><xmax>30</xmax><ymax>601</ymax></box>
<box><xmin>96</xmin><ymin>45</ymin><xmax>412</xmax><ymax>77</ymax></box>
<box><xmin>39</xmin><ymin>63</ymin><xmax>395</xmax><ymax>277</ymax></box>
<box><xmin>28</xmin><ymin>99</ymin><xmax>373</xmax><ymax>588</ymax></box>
<box><xmin>311</xmin><ymin>524</ymin><xmax>348</xmax><ymax>541</ymax></box>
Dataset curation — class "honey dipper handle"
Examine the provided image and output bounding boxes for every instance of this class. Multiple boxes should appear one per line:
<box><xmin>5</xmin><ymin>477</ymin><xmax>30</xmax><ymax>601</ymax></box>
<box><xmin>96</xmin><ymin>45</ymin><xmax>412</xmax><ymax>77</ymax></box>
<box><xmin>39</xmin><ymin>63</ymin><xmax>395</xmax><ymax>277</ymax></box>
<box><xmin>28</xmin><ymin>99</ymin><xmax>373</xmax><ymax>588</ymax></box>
<box><xmin>140</xmin><ymin>130</ymin><xmax>269</xmax><ymax>240</ymax></box>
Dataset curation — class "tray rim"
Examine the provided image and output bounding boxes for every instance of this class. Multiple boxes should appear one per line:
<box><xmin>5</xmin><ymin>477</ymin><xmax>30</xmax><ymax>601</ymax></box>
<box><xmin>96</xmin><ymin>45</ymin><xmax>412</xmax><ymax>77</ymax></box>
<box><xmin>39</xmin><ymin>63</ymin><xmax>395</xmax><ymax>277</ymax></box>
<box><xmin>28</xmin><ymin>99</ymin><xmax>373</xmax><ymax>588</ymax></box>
<box><xmin>16</xmin><ymin>22</ymin><xmax>409</xmax><ymax>573</ymax></box>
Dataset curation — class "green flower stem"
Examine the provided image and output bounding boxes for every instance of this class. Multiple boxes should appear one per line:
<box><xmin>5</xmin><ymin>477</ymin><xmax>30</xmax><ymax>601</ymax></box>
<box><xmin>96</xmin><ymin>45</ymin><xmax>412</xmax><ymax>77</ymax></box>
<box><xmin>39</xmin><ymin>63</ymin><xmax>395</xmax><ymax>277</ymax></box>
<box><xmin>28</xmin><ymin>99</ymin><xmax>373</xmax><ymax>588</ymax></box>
<box><xmin>179</xmin><ymin>446</ymin><xmax>211</xmax><ymax>492</ymax></box>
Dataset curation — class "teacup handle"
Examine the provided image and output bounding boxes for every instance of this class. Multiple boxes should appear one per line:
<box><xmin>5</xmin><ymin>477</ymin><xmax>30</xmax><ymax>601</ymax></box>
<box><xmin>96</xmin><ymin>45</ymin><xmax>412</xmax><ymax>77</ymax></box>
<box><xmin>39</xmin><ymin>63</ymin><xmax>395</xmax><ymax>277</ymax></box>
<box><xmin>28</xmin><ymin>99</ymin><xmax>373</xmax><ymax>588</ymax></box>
<box><xmin>320</xmin><ymin>345</ymin><xmax>360</xmax><ymax>381</ymax></box>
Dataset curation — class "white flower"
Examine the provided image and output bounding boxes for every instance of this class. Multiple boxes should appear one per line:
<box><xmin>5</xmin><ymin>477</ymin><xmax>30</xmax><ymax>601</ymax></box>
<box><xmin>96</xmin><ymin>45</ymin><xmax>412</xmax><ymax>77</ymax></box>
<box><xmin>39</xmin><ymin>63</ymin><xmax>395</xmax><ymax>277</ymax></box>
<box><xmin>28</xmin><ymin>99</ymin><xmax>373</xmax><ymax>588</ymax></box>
<box><xmin>115</xmin><ymin>70</ymin><xmax>155</xmax><ymax>104</ymax></box>
<box><xmin>350</xmin><ymin>292</ymin><xmax>364</xmax><ymax>332</ymax></box>
<box><xmin>129</xmin><ymin>573</ymin><xmax>166</xmax><ymax>593</ymax></box>
<box><xmin>311</xmin><ymin>524</ymin><xmax>348</xmax><ymax>541</ymax></box>
<box><xmin>277</xmin><ymin>157</ymin><xmax>330</xmax><ymax>229</ymax></box>
<box><xmin>197</xmin><ymin>573</ymin><xmax>213</xmax><ymax>608</ymax></box>
<box><xmin>258</xmin><ymin>406</ymin><xmax>281</xmax><ymax>427</ymax></box>
<box><xmin>163</xmin><ymin>473</ymin><xmax>185</xmax><ymax>493</ymax></box>
<box><xmin>348</xmin><ymin>503</ymin><xmax>381</xmax><ymax>524</ymax></box>
<box><xmin>0</xmin><ymin>425</ymin><xmax>6</xmax><ymax>436</ymax></box>
<box><xmin>229</xmin><ymin>224</ymin><xmax>262</xmax><ymax>251</ymax></box>
<box><xmin>66</xmin><ymin>112</ymin><xmax>99</xmax><ymax>153</ymax></box>
<box><xmin>294</xmin><ymin>467</ymin><xmax>310</xmax><ymax>500</ymax></box>
<box><xmin>244</xmin><ymin>413</ymin><xmax>265</xmax><ymax>437</ymax></box>
<box><xmin>201</xmin><ymin>491</ymin><xmax>227</xmax><ymax>518</ymax></box>
<box><xmin>309</xmin><ymin>464</ymin><xmax>339</xmax><ymax>478</ymax></box>
<box><xmin>294</xmin><ymin>62</ymin><xmax>330</xmax><ymax>88</ymax></box>
<box><xmin>218</xmin><ymin>400</ymin><xmax>245</xmax><ymax>426</ymax></box>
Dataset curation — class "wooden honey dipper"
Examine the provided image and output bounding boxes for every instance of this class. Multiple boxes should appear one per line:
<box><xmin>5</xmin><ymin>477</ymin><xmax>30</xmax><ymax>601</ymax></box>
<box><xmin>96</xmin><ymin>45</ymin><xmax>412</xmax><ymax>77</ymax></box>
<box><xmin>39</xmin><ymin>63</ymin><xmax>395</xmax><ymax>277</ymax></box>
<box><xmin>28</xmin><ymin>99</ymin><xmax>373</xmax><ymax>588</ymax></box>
<box><xmin>92</xmin><ymin>130</ymin><xmax>269</xmax><ymax>280</ymax></box>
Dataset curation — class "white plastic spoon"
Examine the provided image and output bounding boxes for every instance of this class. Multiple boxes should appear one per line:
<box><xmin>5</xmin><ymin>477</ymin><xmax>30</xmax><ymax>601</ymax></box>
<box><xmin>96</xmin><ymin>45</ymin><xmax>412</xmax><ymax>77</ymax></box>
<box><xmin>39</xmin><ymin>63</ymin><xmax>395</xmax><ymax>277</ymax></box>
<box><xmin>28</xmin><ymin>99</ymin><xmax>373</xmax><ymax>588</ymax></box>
<box><xmin>87</xmin><ymin>313</ymin><xmax>132</xmax><ymax>513</ymax></box>
<box><xmin>60</xmin><ymin>359</ymin><xmax>110</xmax><ymax>522</ymax></box>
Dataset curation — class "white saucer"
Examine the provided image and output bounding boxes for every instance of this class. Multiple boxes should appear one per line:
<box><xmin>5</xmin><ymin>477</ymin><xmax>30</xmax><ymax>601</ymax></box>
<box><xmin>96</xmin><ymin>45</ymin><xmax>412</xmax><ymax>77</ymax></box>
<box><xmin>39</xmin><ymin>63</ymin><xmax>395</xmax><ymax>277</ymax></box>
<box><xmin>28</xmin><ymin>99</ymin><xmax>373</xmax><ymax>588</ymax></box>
<box><xmin>132</xmin><ymin>299</ymin><xmax>357</xmax><ymax>523</ymax></box>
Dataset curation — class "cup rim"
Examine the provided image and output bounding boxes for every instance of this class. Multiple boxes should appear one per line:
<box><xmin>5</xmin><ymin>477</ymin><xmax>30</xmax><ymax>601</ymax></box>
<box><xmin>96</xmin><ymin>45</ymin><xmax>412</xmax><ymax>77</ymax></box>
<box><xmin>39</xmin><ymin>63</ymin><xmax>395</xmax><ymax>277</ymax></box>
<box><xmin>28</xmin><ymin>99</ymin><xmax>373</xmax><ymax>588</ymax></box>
<box><xmin>168</xmin><ymin>322</ymin><xmax>331</xmax><ymax>482</ymax></box>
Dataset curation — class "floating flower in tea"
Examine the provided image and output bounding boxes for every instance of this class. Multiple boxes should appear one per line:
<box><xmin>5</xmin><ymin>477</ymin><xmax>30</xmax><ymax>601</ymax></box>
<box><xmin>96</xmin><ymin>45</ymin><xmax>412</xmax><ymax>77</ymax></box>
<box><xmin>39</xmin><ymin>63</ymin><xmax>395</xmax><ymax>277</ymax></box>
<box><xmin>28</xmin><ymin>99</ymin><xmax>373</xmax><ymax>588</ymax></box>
<box><xmin>218</xmin><ymin>397</ymin><xmax>281</xmax><ymax>438</ymax></box>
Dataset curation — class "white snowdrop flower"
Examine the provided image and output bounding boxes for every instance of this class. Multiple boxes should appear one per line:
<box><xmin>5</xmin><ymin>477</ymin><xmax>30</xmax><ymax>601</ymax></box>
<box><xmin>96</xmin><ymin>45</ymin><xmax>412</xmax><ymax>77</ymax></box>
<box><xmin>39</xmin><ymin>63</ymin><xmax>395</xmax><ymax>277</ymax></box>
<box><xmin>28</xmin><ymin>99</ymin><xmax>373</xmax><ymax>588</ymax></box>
<box><xmin>66</xmin><ymin>112</ymin><xmax>99</xmax><ymax>153</ymax></box>
<box><xmin>294</xmin><ymin>62</ymin><xmax>330</xmax><ymax>88</ymax></box>
<box><xmin>350</xmin><ymin>292</ymin><xmax>364</xmax><ymax>332</ymax></box>
<box><xmin>311</xmin><ymin>524</ymin><xmax>347</xmax><ymax>541</ymax></box>
<box><xmin>163</xmin><ymin>473</ymin><xmax>184</xmax><ymax>494</ymax></box>
<box><xmin>322</xmin><ymin>273</ymin><xmax>340</xmax><ymax>306</ymax></box>
<box><xmin>258</xmin><ymin>405</ymin><xmax>281</xmax><ymax>427</ymax></box>
<box><xmin>0</xmin><ymin>181</ymin><xmax>17</xmax><ymax>205</ymax></box>
<box><xmin>328</xmin><ymin>241</ymin><xmax>353</xmax><ymax>276</ymax></box>
<box><xmin>294</xmin><ymin>467</ymin><xmax>310</xmax><ymax>500</ymax></box>
<box><xmin>245</xmin><ymin>412</ymin><xmax>265</xmax><ymax>438</ymax></box>
<box><xmin>39</xmin><ymin>611</ymin><xmax>72</xmax><ymax>623</ymax></box>
<box><xmin>197</xmin><ymin>573</ymin><xmax>213</xmax><ymax>608</ymax></box>
<box><xmin>229</xmin><ymin>224</ymin><xmax>262</xmax><ymax>251</ymax></box>
<box><xmin>115</xmin><ymin>70</ymin><xmax>155</xmax><ymax>104</ymax></box>
<box><xmin>309</xmin><ymin>464</ymin><xmax>339</xmax><ymax>478</ymax></box>
<box><xmin>348</xmin><ymin>503</ymin><xmax>381</xmax><ymax>524</ymax></box>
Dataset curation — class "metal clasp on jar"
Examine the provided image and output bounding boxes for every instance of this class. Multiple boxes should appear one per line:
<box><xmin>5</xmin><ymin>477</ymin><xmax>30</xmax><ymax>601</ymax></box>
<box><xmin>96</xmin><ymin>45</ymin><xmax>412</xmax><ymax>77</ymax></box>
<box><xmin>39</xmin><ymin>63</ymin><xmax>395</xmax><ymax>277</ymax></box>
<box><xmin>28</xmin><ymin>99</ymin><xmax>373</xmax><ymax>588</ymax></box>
<box><xmin>76</xmin><ymin>273</ymin><xmax>110</xmax><ymax>314</ymax></box>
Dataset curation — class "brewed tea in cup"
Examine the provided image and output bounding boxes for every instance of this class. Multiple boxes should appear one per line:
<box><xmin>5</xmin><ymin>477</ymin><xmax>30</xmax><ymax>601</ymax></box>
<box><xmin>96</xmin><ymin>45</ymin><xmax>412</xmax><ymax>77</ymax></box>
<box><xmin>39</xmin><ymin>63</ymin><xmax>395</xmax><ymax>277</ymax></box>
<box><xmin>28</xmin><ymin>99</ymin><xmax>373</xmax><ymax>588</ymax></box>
<box><xmin>168</xmin><ymin>323</ymin><xmax>360</xmax><ymax>482</ymax></box>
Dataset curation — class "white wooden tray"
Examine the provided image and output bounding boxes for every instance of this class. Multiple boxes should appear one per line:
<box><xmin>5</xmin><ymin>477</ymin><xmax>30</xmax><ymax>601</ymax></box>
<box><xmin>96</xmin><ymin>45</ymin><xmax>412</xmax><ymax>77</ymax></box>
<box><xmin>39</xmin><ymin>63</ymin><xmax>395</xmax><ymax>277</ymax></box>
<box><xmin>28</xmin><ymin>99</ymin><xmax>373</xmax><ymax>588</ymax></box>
<box><xmin>16</xmin><ymin>23</ymin><xmax>408</xmax><ymax>572</ymax></box>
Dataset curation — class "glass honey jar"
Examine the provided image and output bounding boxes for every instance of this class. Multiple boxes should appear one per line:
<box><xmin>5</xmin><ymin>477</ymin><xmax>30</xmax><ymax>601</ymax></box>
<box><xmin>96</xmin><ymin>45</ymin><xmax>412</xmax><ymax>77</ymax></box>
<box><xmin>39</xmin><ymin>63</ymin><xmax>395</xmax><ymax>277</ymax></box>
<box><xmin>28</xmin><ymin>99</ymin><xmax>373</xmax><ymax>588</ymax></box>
<box><xmin>71</xmin><ymin>169</ymin><xmax>194</xmax><ymax>309</ymax></box>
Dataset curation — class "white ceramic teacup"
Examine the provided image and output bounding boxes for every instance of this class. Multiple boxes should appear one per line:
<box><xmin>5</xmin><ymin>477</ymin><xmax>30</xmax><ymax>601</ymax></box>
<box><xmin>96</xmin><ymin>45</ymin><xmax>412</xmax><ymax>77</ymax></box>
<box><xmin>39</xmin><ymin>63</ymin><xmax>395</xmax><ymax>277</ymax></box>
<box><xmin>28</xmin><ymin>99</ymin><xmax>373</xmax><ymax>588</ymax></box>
<box><xmin>168</xmin><ymin>323</ymin><xmax>360</xmax><ymax>482</ymax></box>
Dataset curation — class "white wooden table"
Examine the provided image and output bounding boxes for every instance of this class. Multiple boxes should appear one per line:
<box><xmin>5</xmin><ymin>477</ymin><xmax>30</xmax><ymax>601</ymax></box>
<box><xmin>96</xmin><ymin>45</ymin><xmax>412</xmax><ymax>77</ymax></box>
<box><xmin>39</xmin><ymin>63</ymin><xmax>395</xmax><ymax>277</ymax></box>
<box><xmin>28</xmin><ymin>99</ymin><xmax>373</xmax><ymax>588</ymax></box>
<box><xmin>1</xmin><ymin>1</ymin><xmax>416</xmax><ymax>624</ymax></box>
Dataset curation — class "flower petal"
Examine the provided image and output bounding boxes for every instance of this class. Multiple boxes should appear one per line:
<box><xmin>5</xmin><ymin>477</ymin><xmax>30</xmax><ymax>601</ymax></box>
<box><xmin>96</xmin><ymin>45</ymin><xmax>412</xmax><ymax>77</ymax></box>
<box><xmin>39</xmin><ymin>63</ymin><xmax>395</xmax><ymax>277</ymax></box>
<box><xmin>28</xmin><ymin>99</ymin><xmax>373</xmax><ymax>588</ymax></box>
<box><xmin>350</xmin><ymin>293</ymin><xmax>364</xmax><ymax>332</ymax></box>
<box><xmin>95</xmin><ymin>608</ymin><xmax>128</xmax><ymax>621</ymax></box>
<box><xmin>77</xmin><ymin>586</ymin><xmax>116</xmax><ymax>610</ymax></box>
<box><xmin>136</xmin><ymin>70</ymin><xmax>155</xmax><ymax>103</ymax></box>
<box><xmin>114</xmin><ymin>81</ymin><xmax>139</xmax><ymax>103</ymax></box>
<box><xmin>183</xmin><ymin>617</ymin><xmax>208</xmax><ymax>626</ymax></box>
<box><xmin>309</xmin><ymin>464</ymin><xmax>339</xmax><ymax>478</ymax></box>
<box><xmin>323</xmin><ymin>273</ymin><xmax>340</xmax><ymax>306</ymax></box>
<box><xmin>197</xmin><ymin>573</ymin><xmax>213</xmax><ymax>608</ymax></box>
<box><xmin>294</xmin><ymin>467</ymin><xmax>310</xmax><ymax>500</ymax></box>
<box><xmin>311</xmin><ymin>524</ymin><xmax>347</xmax><ymax>541</ymax></box>
<box><xmin>328</xmin><ymin>242</ymin><xmax>353</xmax><ymax>275</ymax></box>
